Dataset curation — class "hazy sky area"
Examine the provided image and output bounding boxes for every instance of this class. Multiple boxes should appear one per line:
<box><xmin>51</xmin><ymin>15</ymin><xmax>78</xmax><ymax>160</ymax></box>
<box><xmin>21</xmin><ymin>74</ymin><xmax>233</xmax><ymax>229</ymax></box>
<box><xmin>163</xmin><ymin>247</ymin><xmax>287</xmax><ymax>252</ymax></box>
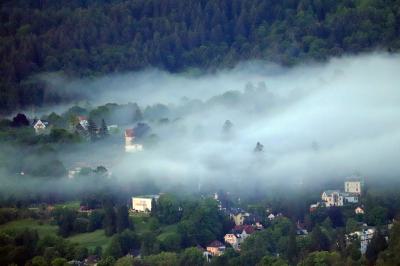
<box><xmin>28</xmin><ymin>53</ymin><xmax>400</xmax><ymax>192</ymax></box>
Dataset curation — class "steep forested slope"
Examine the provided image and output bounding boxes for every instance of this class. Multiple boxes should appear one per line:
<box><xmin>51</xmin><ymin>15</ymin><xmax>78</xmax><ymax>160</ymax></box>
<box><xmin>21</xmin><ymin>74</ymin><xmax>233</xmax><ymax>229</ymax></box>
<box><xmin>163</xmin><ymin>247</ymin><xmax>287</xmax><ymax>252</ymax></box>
<box><xmin>1</xmin><ymin>0</ymin><xmax>400</xmax><ymax>113</ymax></box>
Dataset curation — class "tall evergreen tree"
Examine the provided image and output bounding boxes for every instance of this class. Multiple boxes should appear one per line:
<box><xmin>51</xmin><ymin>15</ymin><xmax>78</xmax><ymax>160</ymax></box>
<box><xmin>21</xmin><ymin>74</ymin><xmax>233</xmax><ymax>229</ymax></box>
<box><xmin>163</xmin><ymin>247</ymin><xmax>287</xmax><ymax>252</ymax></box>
<box><xmin>286</xmin><ymin>224</ymin><xmax>298</xmax><ymax>264</ymax></box>
<box><xmin>133</xmin><ymin>108</ymin><xmax>143</xmax><ymax>122</ymax></box>
<box><xmin>222</xmin><ymin>120</ymin><xmax>233</xmax><ymax>135</ymax></box>
<box><xmin>116</xmin><ymin>205</ymin><xmax>130</xmax><ymax>233</ymax></box>
<box><xmin>366</xmin><ymin>230</ymin><xmax>388</xmax><ymax>265</ymax></box>
<box><xmin>104</xmin><ymin>206</ymin><xmax>116</xmax><ymax>236</ymax></box>
<box><xmin>87</xmin><ymin>118</ymin><xmax>98</xmax><ymax>142</ymax></box>
<box><xmin>254</xmin><ymin>142</ymin><xmax>264</xmax><ymax>152</ymax></box>
<box><xmin>151</xmin><ymin>198</ymin><xmax>158</xmax><ymax>217</ymax></box>
<box><xmin>99</xmin><ymin>119</ymin><xmax>109</xmax><ymax>139</ymax></box>
<box><xmin>310</xmin><ymin>225</ymin><xmax>330</xmax><ymax>251</ymax></box>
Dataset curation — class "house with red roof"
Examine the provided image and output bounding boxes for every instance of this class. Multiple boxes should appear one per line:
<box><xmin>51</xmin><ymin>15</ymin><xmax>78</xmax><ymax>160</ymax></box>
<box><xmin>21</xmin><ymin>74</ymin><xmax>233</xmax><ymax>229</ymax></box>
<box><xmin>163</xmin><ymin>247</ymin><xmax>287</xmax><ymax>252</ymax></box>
<box><xmin>125</xmin><ymin>128</ymin><xmax>143</xmax><ymax>152</ymax></box>
<box><xmin>206</xmin><ymin>240</ymin><xmax>226</xmax><ymax>256</ymax></box>
<box><xmin>224</xmin><ymin>225</ymin><xmax>256</xmax><ymax>250</ymax></box>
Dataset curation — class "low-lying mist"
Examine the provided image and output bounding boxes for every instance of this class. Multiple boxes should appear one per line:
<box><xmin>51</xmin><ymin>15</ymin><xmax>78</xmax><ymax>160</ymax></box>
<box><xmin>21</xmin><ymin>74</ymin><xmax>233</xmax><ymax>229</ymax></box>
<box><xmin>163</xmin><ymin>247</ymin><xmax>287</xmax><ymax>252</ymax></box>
<box><xmin>3</xmin><ymin>53</ymin><xmax>400</xmax><ymax>197</ymax></box>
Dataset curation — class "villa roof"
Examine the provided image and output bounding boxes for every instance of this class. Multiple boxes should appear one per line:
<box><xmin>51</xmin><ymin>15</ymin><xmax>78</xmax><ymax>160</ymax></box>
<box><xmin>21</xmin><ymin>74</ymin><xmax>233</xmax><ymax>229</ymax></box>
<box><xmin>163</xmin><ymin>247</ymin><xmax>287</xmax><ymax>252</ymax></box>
<box><xmin>322</xmin><ymin>190</ymin><xmax>341</xmax><ymax>195</ymax></box>
<box><xmin>207</xmin><ymin>240</ymin><xmax>225</xmax><ymax>248</ymax></box>
<box><xmin>233</xmin><ymin>225</ymin><xmax>255</xmax><ymax>234</ymax></box>
<box><xmin>125</xmin><ymin>128</ymin><xmax>134</xmax><ymax>137</ymax></box>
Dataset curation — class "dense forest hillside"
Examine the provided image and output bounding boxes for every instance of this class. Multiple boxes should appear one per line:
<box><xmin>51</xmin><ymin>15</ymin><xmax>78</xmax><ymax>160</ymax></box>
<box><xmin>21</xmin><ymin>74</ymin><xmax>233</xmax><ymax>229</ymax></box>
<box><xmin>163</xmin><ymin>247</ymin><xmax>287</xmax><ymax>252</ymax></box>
<box><xmin>1</xmin><ymin>0</ymin><xmax>400</xmax><ymax>113</ymax></box>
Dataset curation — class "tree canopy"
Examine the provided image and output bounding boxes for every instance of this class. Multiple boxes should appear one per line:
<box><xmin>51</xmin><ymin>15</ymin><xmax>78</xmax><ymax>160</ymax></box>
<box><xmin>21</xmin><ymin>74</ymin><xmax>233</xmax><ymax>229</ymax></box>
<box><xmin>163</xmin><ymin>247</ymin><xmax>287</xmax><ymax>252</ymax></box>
<box><xmin>1</xmin><ymin>0</ymin><xmax>400</xmax><ymax>113</ymax></box>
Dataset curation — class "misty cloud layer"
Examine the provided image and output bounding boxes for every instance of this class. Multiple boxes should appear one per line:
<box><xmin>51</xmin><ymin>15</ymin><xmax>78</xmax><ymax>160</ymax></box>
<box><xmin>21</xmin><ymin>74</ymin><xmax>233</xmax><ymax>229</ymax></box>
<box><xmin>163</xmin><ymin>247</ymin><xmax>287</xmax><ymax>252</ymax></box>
<box><xmin>9</xmin><ymin>53</ymin><xmax>400</xmax><ymax>194</ymax></box>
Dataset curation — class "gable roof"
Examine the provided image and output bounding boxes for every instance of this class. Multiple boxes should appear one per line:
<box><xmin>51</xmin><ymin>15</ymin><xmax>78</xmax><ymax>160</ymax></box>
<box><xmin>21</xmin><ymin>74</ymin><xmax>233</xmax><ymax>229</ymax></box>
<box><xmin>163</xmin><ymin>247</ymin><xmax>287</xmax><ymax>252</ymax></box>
<box><xmin>207</xmin><ymin>240</ymin><xmax>225</xmax><ymax>248</ymax></box>
<box><xmin>125</xmin><ymin>128</ymin><xmax>134</xmax><ymax>137</ymax></box>
<box><xmin>322</xmin><ymin>190</ymin><xmax>341</xmax><ymax>196</ymax></box>
<box><xmin>233</xmin><ymin>225</ymin><xmax>255</xmax><ymax>234</ymax></box>
<box><xmin>32</xmin><ymin>119</ymin><xmax>49</xmax><ymax>126</ymax></box>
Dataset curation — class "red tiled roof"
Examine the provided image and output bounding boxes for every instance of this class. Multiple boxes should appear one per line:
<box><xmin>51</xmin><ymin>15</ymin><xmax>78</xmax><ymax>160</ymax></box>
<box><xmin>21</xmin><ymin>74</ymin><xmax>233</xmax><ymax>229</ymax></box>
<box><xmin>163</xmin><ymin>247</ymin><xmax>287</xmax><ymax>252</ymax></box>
<box><xmin>234</xmin><ymin>225</ymin><xmax>255</xmax><ymax>234</ymax></box>
<box><xmin>78</xmin><ymin>116</ymin><xmax>87</xmax><ymax>121</ymax></box>
<box><xmin>208</xmin><ymin>240</ymin><xmax>225</xmax><ymax>248</ymax></box>
<box><xmin>125</xmin><ymin>128</ymin><xmax>134</xmax><ymax>137</ymax></box>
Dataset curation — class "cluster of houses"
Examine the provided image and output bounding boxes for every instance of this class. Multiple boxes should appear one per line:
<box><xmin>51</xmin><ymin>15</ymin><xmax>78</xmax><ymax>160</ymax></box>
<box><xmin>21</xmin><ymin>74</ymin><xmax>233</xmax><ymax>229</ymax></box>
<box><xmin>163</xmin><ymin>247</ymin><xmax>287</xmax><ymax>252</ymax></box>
<box><xmin>128</xmin><ymin>179</ymin><xmax>388</xmax><ymax>260</ymax></box>
<box><xmin>33</xmin><ymin>116</ymin><xmax>143</xmax><ymax>154</ymax></box>
<box><xmin>307</xmin><ymin>178</ymin><xmax>391</xmax><ymax>255</ymax></box>
<box><xmin>347</xmin><ymin>226</ymin><xmax>376</xmax><ymax>254</ymax></box>
<box><xmin>310</xmin><ymin>179</ymin><xmax>363</xmax><ymax>211</ymax></box>
<box><xmin>32</xmin><ymin>116</ymin><xmax>90</xmax><ymax>135</ymax></box>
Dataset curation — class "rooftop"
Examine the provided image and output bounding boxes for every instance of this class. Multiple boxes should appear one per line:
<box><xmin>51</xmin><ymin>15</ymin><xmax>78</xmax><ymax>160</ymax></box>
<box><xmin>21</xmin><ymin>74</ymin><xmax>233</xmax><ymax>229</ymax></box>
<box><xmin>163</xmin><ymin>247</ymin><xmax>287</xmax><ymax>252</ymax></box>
<box><xmin>125</xmin><ymin>128</ymin><xmax>134</xmax><ymax>137</ymax></box>
<box><xmin>132</xmin><ymin>195</ymin><xmax>159</xmax><ymax>199</ymax></box>
<box><xmin>207</xmin><ymin>240</ymin><xmax>225</xmax><ymax>248</ymax></box>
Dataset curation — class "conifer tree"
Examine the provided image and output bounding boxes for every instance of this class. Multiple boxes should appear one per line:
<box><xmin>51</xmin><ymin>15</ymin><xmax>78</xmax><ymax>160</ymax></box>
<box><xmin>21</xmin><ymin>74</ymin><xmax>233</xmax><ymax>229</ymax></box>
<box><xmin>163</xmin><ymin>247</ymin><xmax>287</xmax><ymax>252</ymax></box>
<box><xmin>134</xmin><ymin>108</ymin><xmax>143</xmax><ymax>122</ymax></box>
<box><xmin>116</xmin><ymin>205</ymin><xmax>130</xmax><ymax>233</ymax></box>
<box><xmin>87</xmin><ymin>118</ymin><xmax>98</xmax><ymax>142</ymax></box>
<box><xmin>99</xmin><ymin>118</ymin><xmax>109</xmax><ymax>139</ymax></box>
<box><xmin>254</xmin><ymin>142</ymin><xmax>264</xmax><ymax>152</ymax></box>
<box><xmin>222</xmin><ymin>120</ymin><xmax>233</xmax><ymax>134</ymax></box>
<box><xmin>104</xmin><ymin>206</ymin><xmax>116</xmax><ymax>236</ymax></box>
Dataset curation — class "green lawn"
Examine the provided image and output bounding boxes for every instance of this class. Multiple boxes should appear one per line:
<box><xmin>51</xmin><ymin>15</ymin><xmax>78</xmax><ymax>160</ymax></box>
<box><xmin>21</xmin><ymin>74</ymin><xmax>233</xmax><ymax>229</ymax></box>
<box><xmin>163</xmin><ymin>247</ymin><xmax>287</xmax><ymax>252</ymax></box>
<box><xmin>0</xmin><ymin>219</ymin><xmax>109</xmax><ymax>250</ymax></box>
<box><xmin>67</xmin><ymin>229</ymin><xmax>111</xmax><ymax>250</ymax></box>
<box><xmin>0</xmin><ymin>219</ymin><xmax>57</xmax><ymax>238</ymax></box>
<box><xmin>131</xmin><ymin>215</ymin><xmax>153</xmax><ymax>235</ymax></box>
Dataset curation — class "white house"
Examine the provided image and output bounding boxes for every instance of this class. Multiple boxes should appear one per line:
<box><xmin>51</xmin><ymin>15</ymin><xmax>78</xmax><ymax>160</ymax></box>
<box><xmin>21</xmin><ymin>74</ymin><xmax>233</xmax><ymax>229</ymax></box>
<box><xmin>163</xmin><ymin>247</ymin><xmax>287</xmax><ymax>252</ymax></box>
<box><xmin>78</xmin><ymin>116</ymin><xmax>89</xmax><ymax>130</ymax></box>
<box><xmin>268</xmin><ymin>213</ymin><xmax>276</xmax><ymax>220</ymax></box>
<box><xmin>125</xmin><ymin>129</ymin><xmax>143</xmax><ymax>153</ymax></box>
<box><xmin>342</xmin><ymin>192</ymin><xmax>359</xmax><ymax>203</ymax></box>
<box><xmin>33</xmin><ymin>119</ymin><xmax>49</xmax><ymax>134</ymax></box>
<box><xmin>322</xmin><ymin>190</ymin><xmax>344</xmax><ymax>207</ymax></box>
<box><xmin>131</xmin><ymin>195</ymin><xmax>159</xmax><ymax>212</ymax></box>
<box><xmin>68</xmin><ymin>167</ymin><xmax>82</xmax><ymax>179</ymax></box>
<box><xmin>348</xmin><ymin>228</ymin><xmax>375</xmax><ymax>254</ymax></box>
<box><xmin>345</xmin><ymin>180</ymin><xmax>362</xmax><ymax>195</ymax></box>
<box><xmin>107</xmin><ymin>125</ymin><xmax>119</xmax><ymax>134</ymax></box>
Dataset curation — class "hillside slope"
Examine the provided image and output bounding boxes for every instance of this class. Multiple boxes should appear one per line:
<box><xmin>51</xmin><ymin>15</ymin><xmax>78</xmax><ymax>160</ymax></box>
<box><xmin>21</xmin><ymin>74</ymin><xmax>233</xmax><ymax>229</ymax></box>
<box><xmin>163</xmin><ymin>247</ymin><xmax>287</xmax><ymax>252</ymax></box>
<box><xmin>1</xmin><ymin>0</ymin><xmax>399</xmax><ymax>113</ymax></box>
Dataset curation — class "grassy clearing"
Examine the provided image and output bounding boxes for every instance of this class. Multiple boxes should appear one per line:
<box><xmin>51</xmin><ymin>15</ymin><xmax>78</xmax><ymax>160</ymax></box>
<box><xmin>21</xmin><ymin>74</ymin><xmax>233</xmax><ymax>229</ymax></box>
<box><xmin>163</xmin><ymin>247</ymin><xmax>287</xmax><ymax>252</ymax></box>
<box><xmin>67</xmin><ymin>229</ymin><xmax>111</xmax><ymax>250</ymax></box>
<box><xmin>131</xmin><ymin>215</ymin><xmax>153</xmax><ymax>235</ymax></box>
<box><xmin>0</xmin><ymin>218</ymin><xmax>57</xmax><ymax>238</ymax></box>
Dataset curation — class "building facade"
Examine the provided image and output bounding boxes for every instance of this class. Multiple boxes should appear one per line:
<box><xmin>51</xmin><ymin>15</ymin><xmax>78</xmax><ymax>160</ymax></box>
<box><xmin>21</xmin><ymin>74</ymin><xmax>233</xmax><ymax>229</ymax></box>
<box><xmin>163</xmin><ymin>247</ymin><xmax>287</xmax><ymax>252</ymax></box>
<box><xmin>125</xmin><ymin>129</ymin><xmax>143</xmax><ymax>152</ymax></box>
<box><xmin>322</xmin><ymin>190</ymin><xmax>344</xmax><ymax>207</ymax></box>
<box><xmin>206</xmin><ymin>240</ymin><xmax>226</xmax><ymax>256</ymax></box>
<box><xmin>131</xmin><ymin>195</ymin><xmax>159</xmax><ymax>212</ymax></box>
<box><xmin>345</xmin><ymin>180</ymin><xmax>362</xmax><ymax>195</ymax></box>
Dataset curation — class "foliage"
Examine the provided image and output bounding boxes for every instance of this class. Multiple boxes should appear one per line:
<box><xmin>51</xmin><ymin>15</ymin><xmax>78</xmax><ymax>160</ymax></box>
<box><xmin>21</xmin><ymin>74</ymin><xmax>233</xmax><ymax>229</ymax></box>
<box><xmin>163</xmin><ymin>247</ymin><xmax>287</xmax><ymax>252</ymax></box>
<box><xmin>1</xmin><ymin>0</ymin><xmax>400</xmax><ymax>113</ymax></box>
<box><xmin>298</xmin><ymin>251</ymin><xmax>342</xmax><ymax>266</ymax></box>
<box><xmin>179</xmin><ymin>247</ymin><xmax>205</xmax><ymax>266</ymax></box>
<box><xmin>142</xmin><ymin>252</ymin><xmax>178</xmax><ymax>266</ymax></box>
<box><xmin>365</xmin><ymin>230</ymin><xmax>388</xmax><ymax>265</ymax></box>
<box><xmin>256</xmin><ymin>255</ymin><xmax>288</xmax><ymax>266</ymax></box>
<box><xmin>376</xmin><ymin>221</ymin><xmax>400</xmax><ymax>265</ymax></box>
<box><xmin>116</xmin><ymin>205</ymin><xmax>130</xmax><ymax>233</ymax></box>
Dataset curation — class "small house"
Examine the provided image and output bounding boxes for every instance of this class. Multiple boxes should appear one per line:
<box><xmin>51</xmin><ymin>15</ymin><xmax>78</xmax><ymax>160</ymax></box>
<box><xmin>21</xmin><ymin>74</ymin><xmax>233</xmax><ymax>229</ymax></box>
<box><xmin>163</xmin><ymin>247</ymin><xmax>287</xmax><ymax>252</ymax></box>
<box><xmin>32</xmin><ymin>119</ymin><xmax>49</xmax><ymax>134</ymax></box>
<box><xmin>206</xmin><ymin>240</ymin><xmax>225</xmax><ymax>256</ymax></box>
